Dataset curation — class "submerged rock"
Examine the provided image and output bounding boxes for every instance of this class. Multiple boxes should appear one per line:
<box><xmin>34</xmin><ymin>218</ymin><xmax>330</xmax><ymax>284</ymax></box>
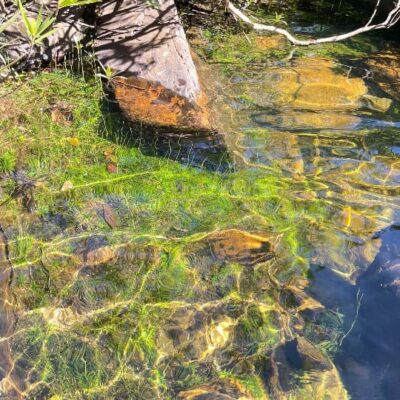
<box><xmin>268</xmin><ymin>337</ymin><xmax>349</xmax><ymax>399</ymax></box>
<box><xmin>367</xmin><ymin>51</ymin><xmax>400</xmax><ymax>101</ymax></box>
<box><xmin>197</xmin><ymin>229</ymin><xmax>280</xmax><ymax>267</ymax></box>
<box><xmin>274</xmin><ymin>58</ymin><xmax>367</xmax><ymax>111</ymax></box>
<box><xmin>178</xmin><ymin>380</ymin><xmax>253</xmax><ymax>399</ymax></box>
<box><xmin>255</xmin><ymin>34</ymin><xmax>287</xmax><ymax>51</ymax></box>
<box><xmin>253</xmin><ymin>112</ymin><xmax>362</xmax><ymax>131</ymax></box>
<box><xmin>158</xmin><ymin>305</ymin><xmax>237</xmax><ymax>361</ymax></box>
<box><xmin>284</xmin><ymin>278</ymin><xmax>325</xmax><ymax>315</ymax></box>
<box><xmin>269</xmin><ymin>57</ymin><xmax>391</xmax><ymax>116</ymax></box>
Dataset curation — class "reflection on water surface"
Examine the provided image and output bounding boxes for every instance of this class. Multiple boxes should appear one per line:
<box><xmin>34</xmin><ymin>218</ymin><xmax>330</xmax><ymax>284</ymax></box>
<box><xmin>215</xmin><ymin>40</ymin><xmax>400</xmax><ymax>399</ymax></box>
<box><xmin>1</xmin><ymin>21</ymin><xmax>400</xmax><ymax>400</ymax></box>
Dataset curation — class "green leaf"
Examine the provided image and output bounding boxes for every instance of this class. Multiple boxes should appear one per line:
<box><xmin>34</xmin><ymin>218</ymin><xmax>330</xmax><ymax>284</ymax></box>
<box><xmin>0</xmin><ymin>14</ymin><xmax>18</xmax><ymax>35</ymax></box>
<box><xmin>16</xmin><ymin>0</ymin><xmax>56</xmax><ymax>45</ymax></box>
<box><xmin>58</xmin><ymin>0</ymin><xmax>100</xmax><ymax>9</ymax></box>
<box><xmin>37</xmin><ymin>15</ymin><xmax>56</xmax><ymax>35</ymax></box>
<box><xmin>17</xmin><ymin>0</ymin><xmax>34</xmax><ymax>37</ymax></box>
<box><xmin>34</xmin><ymin>27</ymin><xmax>57</xmax><ymax>45</ymax></box>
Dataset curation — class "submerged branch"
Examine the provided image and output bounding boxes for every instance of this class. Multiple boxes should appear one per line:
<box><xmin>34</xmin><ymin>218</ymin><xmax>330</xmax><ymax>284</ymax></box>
<box><xmin>227</xmin><ymin>0</ymin><xmax>400</xmax><ymax>46</ymax></box>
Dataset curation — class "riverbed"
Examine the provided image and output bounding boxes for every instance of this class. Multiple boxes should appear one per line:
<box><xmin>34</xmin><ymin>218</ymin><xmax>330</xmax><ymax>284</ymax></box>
<box><xmin>0</xmin><ymin>9</ymin><xmax>399</xmax><ymax>400</ymax></box>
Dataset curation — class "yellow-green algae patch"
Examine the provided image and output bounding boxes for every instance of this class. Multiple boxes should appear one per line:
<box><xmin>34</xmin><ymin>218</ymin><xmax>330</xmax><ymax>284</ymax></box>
<box><xmin>4</xmin><ymin>28</ymin><xmax>400</xmax><ymax>394</ymax></box>
<box><xmin>0</xmin><ymin>71</ymin><xmax>346</xmax><ymax>399</ymax></box>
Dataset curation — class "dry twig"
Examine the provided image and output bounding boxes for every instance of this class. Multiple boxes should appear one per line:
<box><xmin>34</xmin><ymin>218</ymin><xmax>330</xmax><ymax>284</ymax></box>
<box><xmin>228</xmin><ymin>0</ymin><xmax>400</xmax><ymax>46</ymax></box>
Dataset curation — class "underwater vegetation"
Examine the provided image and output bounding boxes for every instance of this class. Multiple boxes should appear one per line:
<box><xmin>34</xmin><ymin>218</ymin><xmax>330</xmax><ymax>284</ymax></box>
<box><xmin>0</xmin><ymin>70</ymin><xmax>343</xmax><ymax>399</ymax></box>
<box><xmin>1</xmin><ymin>6</ymin><xmax>400</xmax><ymax>397</ymax></box>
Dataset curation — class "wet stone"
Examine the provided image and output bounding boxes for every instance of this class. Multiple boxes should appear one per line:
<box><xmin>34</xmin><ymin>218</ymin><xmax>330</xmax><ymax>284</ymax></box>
<box><xmin>158</xmin><ymin>306</ymin><xmax>236</xmax><ymax>361</ymax></box>
<box><xmin>195</xmin><ymin>229</ymin><xmax>280</xmax><ymax>267</ymax></box>
<box><xmin>367</xmin><ymin>51</ymin><xmax>400</xmax><ymax>101</ymax></box>
<box><xmin>178</xmin><ymin>380</ymin><xmax>253</xmax><ymax>400</ymax></box>
<box><xmin>268</xmin><ymin>337</ymin><xmax>348</xmax><ymax>399</ymax></box>
<box><xmin>113</xmin><ymin>76</ymin><xmax>212</xmax><ymax>131</ymax></box>
<box><xmin>255</xmin><ymin>34</ymin><xmax>287</xmax><ymax>51</ymax></box>
<box><xmin>253</xmin><ymin>112</ymin><xmax>362</xmax><ymax>131</ymax></box>
<box><xmin>285</xmin><ymin>337</ymin><xmax>332</xmax><ymax>371</ymax></box>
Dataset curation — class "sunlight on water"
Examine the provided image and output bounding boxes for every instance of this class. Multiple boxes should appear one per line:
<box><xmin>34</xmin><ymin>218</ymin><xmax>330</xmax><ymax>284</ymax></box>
<box><xmin>208</xmin><ymin>38</ymin><xmax>400</xmax><ymax>399</ymax></box>
<box><xmin>0</xmin><ymin>22</ymin><xmax>400</xmax><ymax>400</ymax></box>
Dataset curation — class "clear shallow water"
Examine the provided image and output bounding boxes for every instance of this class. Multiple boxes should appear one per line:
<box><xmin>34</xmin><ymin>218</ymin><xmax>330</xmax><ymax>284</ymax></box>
<box><xmin>110</xmin><ymin>39</ymin><xmax>400</xmax><ymax>398</ymax></box>
<box><xmin>1</xmin><ymin>22</ymin><xmax>400</xmax><ymax>400</ymax></box>
<box><xmin>203</xmin><ymin>37</ymin><xmax>400</xmax><ymax>399</ymax></box>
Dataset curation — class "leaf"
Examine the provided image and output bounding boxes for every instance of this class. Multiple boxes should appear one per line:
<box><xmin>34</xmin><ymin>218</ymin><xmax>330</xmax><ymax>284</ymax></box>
<box><xmin>0</xmin><ymin>14</ymin><xmax>18</xmax><ymax>35</ymax></box>
<box><xmin>37</xmin><ymin>14</ymin><xmax>56</xmax><ymax>34</ymax></box>
<box><xmin>17</xmin><ymin>0</ymin><xmax>56</xmax><ymax>45</ymax></box>
<box><xmin>51</xmin><ymin>108</ymin><xmax>73</xmax><ymax>125</ymax></box>
<box><xmin>106</xmin><ymin>163</ymin><xmax>118</xmax><ymax>174</ymax></box>
<box><xmin>17</xmin><ymin>0</ymin><xmax>33</xmax><ymax>37</ymax></box>
<box><xmin>102</xmin><ymin>204</ymin><xmax>117</xmax><ymax>229</ymax></box>
<box><xmin>61</xmin><ymin>180</ymin><xmax>74</xmax><ymax>192</ymax></box>
<box><xmin>58</xmin><ymin>0</ymin><xmax>100</xmax><ymax>9</ymax></box>
<box><xmin>67</xmin><ymin>137</ymin><xmax>80</xmax><ymax>147</ymax></box>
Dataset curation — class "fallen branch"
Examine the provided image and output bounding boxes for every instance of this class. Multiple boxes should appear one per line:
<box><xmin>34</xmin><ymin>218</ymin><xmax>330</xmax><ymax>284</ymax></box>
<box><xmin>227</xmin><ymin>0</ymin><xmax>400</xmax><ymax>46</ymax></box>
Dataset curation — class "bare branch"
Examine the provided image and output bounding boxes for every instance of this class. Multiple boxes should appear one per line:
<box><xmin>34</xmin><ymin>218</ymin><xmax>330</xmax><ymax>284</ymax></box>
<box><xmin>366</xmin><ymin>0</ymin><xmax>382</xmax><ymax>26</ymax></box>
<box><xmin>227</xmin><ymin>0</ymin><xmax>400</xmax><ymax>46</ymax></box>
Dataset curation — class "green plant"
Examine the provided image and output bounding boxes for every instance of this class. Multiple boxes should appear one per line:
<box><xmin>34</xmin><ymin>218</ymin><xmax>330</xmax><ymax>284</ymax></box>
<box><xmin>17</xmin><ymin>0</ymin><xmax>56</xmax><ymax>46</ymax></box>
<box><xmin>96</xmin><ymin>61</ymin><xmax>123</xmax><ymax>84</ymax></box>
<box><xmin>58</xmin><ymin>0</ymin><xmax>100</xmax><ymax>9</ymax></box>
<box><xmin>0</xmin><ymin>13</ymin><xmax>18</xmax><ymax>36</ymax></box>
<box><xmin>272</xmin><ymin>12</ymin><xmax>287</xmax><ymax>25</ymax></box>
<box><xmin>0</xmin><ymin>150</ymin><xmax>16</xmax><ymax>173</ymax></box>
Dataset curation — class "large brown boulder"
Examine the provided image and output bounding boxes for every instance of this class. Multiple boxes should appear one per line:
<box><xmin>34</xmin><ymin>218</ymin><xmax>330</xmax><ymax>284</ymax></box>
<box><xmin>96</xmin><ymin>0</ymin><xmax>212</xmax><ymax>130</ymax></box>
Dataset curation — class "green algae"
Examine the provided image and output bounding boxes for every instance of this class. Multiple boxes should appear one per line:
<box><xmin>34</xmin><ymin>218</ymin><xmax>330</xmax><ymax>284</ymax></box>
<box><xmin>8</xmin><ymin>30</ymin><xmax>400</xmax><ymax>396</ymax></box>
<box><xmin>3</xmin><ymin>7</ymin><xmax>399</xmax><ymax>399</ymax></box>
<box><xmin>0</xmin><ymin>70</ymin><xmax>335</xmax><ymax>399</ymax></box>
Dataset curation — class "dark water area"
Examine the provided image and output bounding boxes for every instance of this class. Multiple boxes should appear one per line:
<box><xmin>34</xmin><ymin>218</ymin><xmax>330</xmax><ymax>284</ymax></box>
<box><xmin>336</xmin><ymin>226</ymin><xmax>400</xmax><ymax>400</ymax></box>
<box><xmin>309</xmin><ymin>226</ymin><xmax>400</xmax><ymax>399</ymax></box>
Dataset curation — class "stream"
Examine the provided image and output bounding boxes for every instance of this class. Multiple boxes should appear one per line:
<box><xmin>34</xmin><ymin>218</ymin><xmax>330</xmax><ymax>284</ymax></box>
<box><xmin>0</xmin><ymin>9</ymin><xmax>400</xmax><ymax>400</ymax></box>
<box><xmin>195</xmin><ymin>23</ymin><xmax>400</xmax><ymax>400</ymax></box>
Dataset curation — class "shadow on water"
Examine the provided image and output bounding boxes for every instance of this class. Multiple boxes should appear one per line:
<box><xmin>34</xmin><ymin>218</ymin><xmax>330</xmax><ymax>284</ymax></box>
<box><xmin>99</xmin><ymin>96</ymin><xmax>233</xmax><ymax>173</ymax></box>
<box><xmin>309</xmin><ymin>225</ymin><xmax>400</xmax><ymax>400</ymax></box>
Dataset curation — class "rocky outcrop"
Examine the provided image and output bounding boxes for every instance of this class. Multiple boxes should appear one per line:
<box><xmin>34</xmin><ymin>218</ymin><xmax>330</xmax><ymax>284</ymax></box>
<box><xmin>1</xmin><ymin>0</ymin><xmax>213</xmax><ymax>131</ymax></box>
<box><xmin>268</xmin><ymin>337</ymin><xmax>348</xmax><ymax>399</ymax></box>
<box><xmin>95</xmin><ymin>0</ymin><xmax>200</xmax><ymax>102</ymax></box>
<box><xmin>95</xmin><ymin>0</ymin><xmax>212</xmax><ymax>130</ymax></box>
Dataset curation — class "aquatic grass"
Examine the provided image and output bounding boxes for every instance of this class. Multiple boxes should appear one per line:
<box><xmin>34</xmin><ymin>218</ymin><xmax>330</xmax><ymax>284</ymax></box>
<box><xmin>218</xmin><ymin>371</ymin><xmax>268</xmax><ymax>399</ymax></box>
<box><xmin>0</xmin><ymin>68</ymin><xmax>334</xmax><ymax>398</ymax></box>
<box><xmin>0</xmin><ymin>150</ymin><xmax>17</xmax><ymax>173</ymax></box>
